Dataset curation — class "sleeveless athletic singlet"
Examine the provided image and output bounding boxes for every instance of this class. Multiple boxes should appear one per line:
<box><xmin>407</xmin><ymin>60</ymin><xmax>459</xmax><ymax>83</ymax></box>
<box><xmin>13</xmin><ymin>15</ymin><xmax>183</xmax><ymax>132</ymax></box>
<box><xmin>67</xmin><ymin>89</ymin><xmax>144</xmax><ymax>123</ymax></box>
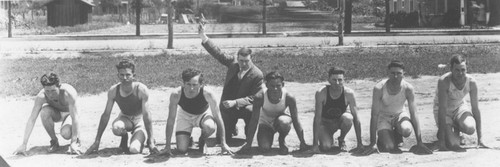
<box><xmin>434</xmin><ymin>75</ymin><xmax>471</xmax><ymax>112</ymax></box>
<box><xmin>44</xmin><ymin>89</ymin><xmax>69</xmax><ymax>112</ymax></box>
<box><xmin>322</xmin><ymin>86</ymin><xmax>347</xmax><ymax>119</ymax></box>
<box><xmin>115</xmin><ymin>84</ymin><xmax>142</xmax><ymax>116</ymax></box>
<box><xmin>260</xmin><ymin>88</ymin><xmax>288</xmax><ymax>119</ymax></box>
<box><xmin>178</xmin><ymin>87</ymin><xmax>209</xmax><ymax>115</ymax></box>
<box><xmin>381</xmin><ymin>80</ymin><xmax>407</xmax><ymax>115</ymax></box>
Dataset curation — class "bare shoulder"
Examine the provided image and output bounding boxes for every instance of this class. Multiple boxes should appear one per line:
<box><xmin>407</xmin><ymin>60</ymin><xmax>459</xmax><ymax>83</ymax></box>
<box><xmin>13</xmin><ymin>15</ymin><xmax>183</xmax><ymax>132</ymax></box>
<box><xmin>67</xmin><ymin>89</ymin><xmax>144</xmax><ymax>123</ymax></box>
<box><xmin>136</xmin><ymin>82</ymin><xmax>149</xmax><ymax>92</ymax></box>
<box><xmin>373</xmin><ymin>80</ymin><xmax>386</xmax><ymax>91</ymax></box>
<box><xmin>285</xmin><ymin>90</ymin><xmax>296</xmax><ymax>101</ymax></box>
<box><xmin>60</xmin><ymin>83</ymin><xmax>78</xmax><ymax>97</ymax></box>
<box><xmin>467</xmin><ymin>74</ymin><xmax>478</xmax><ymax>84</ymax></box>
<box><xmin>343</xmin><ymin>86</ymin><xmax>355</xmax><ymax>96</ymax></box>
<box><xmin>316</xmin><ymin>86</ymin><xmax>327</xmax><ymax>94</ymax></box>
<box><xmin>107</xmin><ymin>83</ymin><xmax>119</xmax><ymax>98</ymax></box>
<box><xmin>170</xmin><ymin>87</ymin><xmax>182</xmax><ymax>99</ymax></box>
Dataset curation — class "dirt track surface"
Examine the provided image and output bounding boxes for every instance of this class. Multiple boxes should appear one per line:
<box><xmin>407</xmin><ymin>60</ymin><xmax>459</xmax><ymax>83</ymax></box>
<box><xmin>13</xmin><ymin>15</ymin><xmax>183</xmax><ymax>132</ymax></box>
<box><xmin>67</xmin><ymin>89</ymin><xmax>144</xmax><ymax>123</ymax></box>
<box><xmin>1</xmin><ymin>73</ymin><xmax>500</xmax><ymax>167</ymax></box>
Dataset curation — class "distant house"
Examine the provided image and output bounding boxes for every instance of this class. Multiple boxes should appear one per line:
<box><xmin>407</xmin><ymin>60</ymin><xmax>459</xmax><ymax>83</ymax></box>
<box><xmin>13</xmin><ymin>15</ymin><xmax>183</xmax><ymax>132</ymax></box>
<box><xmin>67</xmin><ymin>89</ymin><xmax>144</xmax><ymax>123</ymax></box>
<box><xmin>46</xmin><ymin>0</ymin><xmax>94</xmax><ymax>27</ymax></box>
<box><xmin>391</xmin><ymin>0</ymin><xmax>499</xmax><ymax>26</ymax></box>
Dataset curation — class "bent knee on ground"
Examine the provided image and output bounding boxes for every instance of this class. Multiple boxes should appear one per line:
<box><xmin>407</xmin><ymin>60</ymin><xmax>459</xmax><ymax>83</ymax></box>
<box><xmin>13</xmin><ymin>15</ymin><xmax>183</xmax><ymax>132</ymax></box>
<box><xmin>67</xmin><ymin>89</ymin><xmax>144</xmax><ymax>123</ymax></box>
<box><xmin>201</xmin><ymin>118</ymin><xmax>217</xmax><ymax>136</ymax></box>
<box><xmin>60</xmin><ymin>124</ymin><xmax>72</xmax><ymax>140</ymax></box>
<box><xmin>275</xmin><ymin>116</ymin><xmax>292</xmax><ymax>132</ymax></box>
<box><xmin>112</xmin><ymin>121</ymin><xmax>129</xmax><ymax>136</ymax></box>
<box><xmin>460</xmin><ymin>117</ymin><xmax>476</xmax><ymax>135</ymax></box>
<box><xmin>399</xmin><ymin>121</ymin><xmax>413</xmax><ymax>137</ymax></box>
<box><xmin>129</xmin><ymin>140</ymin><xmax>143</xmax><ymax>154</ymax></box>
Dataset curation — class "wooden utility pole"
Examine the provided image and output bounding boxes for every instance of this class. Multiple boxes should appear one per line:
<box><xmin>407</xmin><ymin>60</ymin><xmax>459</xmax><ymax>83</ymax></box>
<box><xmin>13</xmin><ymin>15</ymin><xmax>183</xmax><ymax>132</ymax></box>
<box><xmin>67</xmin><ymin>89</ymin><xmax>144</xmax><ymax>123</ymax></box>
<box><xmin>345</xmin><ymin>0</ymin><xmax>352</xmax><ymax>34</ymax></box>
<box><xmin>167</xmin><ymin>0</ymin><xmax>173</xmax><ymax>49</ymax></box>
<box><xmin>385</xmin><ymin>0</ymin><xmax>390</xmax><ymax>32</ymax></box>
<box><xmin>135</xmin><ymin>0</ymin><xmax>142</xmax><ymax>36</ymax></box>
<box><xmin>338</xmin><ymin>0</ymin><xmax>345</xmax><ymax>45</ymax></box>
<box><xmin>8</xmin><ymin>1</ymin><xmax>12</xmax><ymax>38</ymax></box>
<box><xmin>262</xmin><ymin>0</ymin><xmax>267</xmax><ymax>34</ymax></box>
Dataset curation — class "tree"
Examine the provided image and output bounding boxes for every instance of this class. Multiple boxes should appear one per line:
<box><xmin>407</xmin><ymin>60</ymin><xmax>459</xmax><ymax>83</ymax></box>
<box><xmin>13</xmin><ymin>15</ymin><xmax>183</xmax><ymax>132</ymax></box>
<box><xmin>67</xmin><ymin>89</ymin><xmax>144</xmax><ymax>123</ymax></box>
<box><xmin>338</xmin><ymin>0</ymin><xmax>344</xmax><ymax>45</ymax></box>
<box><xmin>262</xmin><ymin>0</ymin><xmax>266</xmax><ymax>34</ymax></box>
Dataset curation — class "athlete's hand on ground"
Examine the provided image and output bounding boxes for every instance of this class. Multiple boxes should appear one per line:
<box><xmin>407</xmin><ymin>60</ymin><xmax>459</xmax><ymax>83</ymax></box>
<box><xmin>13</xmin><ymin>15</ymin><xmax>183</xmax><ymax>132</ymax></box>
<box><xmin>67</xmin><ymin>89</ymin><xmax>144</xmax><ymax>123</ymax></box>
<box><xmin>436</xmin><ymin>140</ymin><xmax>449</xmax><ymax>151</ymax></box>
<box><xmin>236</xmin><ymin>144</ymin><xmax>251</xmax><ymax>155</ymax></box>
<box><xmin>222</xmin><ymin>100</ymin><xmax>237</xmax><ymax>109</ymax></box>
<box><xmin>409</xmin><ymin>143</ymin><xmax>433</xmax><ymax>155</ymax></box>
<box><xmin>349</xmin><ymin>145</ymin><xmax>365</xmax><ymax>155</ymax></box>
<box><xmin>304</xmin><ymin>145</ymin><xmax>321</xmax><ymax>154</ymax></box>
<box><xmin>360</xmin><ymin>145</ymin><xmax>379</xmax><ymax>156</ymax></box>
<box><xmin>477</xmin><ymin>139</ymin><xmax>489</xmax><ymax>149</ymax></box>
<box><xmin>299</xmin><ymin>142</ymin><xmax>309</xmax><ymax>151</ymax></box>
<box><xmin>84</xmin><ymin>142</ymin><xmax>100</xmax><ymax>155</ymax></box>
<box><xmin>67</xmin><ymin>141</ymin><xmax>83</xmax><ymax>155</ymax></box>
<box><xmin>149</xmin><ymin>146</ymin><xmax>160</xmax><ymax>155</ymax></box>
<box><xmin>158</xmin><ymin>148</ymin><xmax>173</xmax><ymax>157</ymax></box>
<box><xmin>13</xmin><ymin>144</ymin><xmax>28</xmax><ymax>156</ymax></box>
<box><xmin>221</xmin><ymin>144</ymin><xmax>234</xmax><ymax>155</ymax></box>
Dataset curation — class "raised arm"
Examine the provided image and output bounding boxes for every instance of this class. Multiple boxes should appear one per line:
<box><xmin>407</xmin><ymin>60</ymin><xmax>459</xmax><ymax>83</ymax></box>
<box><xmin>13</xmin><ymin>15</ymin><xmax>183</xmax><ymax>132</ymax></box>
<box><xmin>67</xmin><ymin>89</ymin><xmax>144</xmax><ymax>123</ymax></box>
<box><xmin>13</xmin><ymin>92</ymin><xmax>45</xmax><ymax>156</ymax></box>
<box><xmin>199</xmin><ymin>24</ymin><xmax>235</xmax><ymax>67</ymax></box>
<box><xmin>286</xmin><ymin>93</ymin><xmax>307</xmax><ymax>149</ymax></box>
<box><xmin>160</xmin><ymin>89</ymin><xmax>180</xmax><ymax>156</ymax></box>
<box><xmin>469</xmin><ymin>78</ymin><xmax>486</xmax><ymax>148</ymax></box>
<box><xmin>138</xmin><ymin>84</ymin><xmax>158</xmax><ymax>154</ymax></box>
<box><xmin>84</xmin><ymin>86</ymin><xmax>116</xmax><ymax>155</ymax></box>
<box><xmin>406</xmin><ymin>85</ymin><xmax>432</xmax><ymax>154</ymax></box>
<box><xmin>204</xmin><ymin>89</ymin><xmax>233</xmax><ymax>154</ymax></box>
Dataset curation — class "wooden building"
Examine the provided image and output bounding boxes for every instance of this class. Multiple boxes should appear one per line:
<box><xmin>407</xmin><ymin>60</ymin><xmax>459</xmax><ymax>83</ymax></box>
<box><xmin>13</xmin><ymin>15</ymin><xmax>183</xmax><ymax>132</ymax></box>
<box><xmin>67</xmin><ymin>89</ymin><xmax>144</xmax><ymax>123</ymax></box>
<box><xmin>46</xmin><ymin>0</ymin><xmax>94</xmax><ymax>27</ymax></box>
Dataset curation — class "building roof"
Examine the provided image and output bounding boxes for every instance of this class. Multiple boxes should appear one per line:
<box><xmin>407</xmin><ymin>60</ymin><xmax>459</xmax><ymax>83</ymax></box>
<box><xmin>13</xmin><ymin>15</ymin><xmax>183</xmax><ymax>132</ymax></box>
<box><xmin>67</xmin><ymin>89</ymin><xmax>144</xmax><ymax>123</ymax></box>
<box><xmin>45</xmin><ymin>0</ymin><xmax>95</xmax><ymax>6</ymax></box>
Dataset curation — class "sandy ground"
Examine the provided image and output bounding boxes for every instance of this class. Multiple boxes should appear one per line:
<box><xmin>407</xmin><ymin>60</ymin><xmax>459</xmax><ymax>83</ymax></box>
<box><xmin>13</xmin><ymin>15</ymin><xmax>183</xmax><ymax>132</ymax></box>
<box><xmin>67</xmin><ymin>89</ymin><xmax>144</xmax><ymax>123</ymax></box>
<box><xmin>1</xmin><ymin>73</ymin><xmax>500</xmax><ymax>167</ymax></box>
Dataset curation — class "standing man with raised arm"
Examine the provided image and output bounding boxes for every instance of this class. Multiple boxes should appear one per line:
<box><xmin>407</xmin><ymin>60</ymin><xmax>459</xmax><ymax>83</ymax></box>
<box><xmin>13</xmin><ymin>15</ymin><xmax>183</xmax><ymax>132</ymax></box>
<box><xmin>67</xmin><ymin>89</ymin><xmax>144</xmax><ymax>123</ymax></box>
<box><xmin>239</xmin><ymin>71</ymin><xmax>308</xmax><ymax>155</ymax></box>
<box><xmin>159</xmin><ymin>68</ymin><xmax>233</xmax><ymax>156</ymax></box>
<box><xmin>13</xmin><ymin>73</ymin><xmax>82</xmax><ymax>155</ymax></box>
<box><xmin>362</xmin><ymin>60</ymin><xmax>432</xmax><ymax>155</ymax></box>
<box><xmin>85</xmin><ymin>59</ymin><xmax>158</xmax><ymax>155</ymax></box>
<box><xmin>435</xmin><ymin>54</ymin><xmax>488</xmax><ymax>151</ymax></box>
<box><xmin>309</xmin><ymin>67</ymin><xmax>364</xmax><ymax>153</ymax></box>
<box><xmin>199</xmin><ymin>23</ymin><xmax>264</xmax><ymax>142</ymax></box>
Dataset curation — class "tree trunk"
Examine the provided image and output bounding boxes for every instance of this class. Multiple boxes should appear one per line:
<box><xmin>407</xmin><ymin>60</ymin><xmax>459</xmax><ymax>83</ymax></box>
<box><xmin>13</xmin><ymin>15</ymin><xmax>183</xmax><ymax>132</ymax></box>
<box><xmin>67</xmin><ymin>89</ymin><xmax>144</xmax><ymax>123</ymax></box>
<box><xmin>135</xmin><ymin>0</ymin><xmax>142</xmax><ymax>36</ymax></box>
<box><xmin>345</xmin><ymin>0</ymin><xmax>352</xmax><ymax>34</ymax></box>
<box><xmin>385</xmin><ymin>0</ymin><xmax>390</xmax><ymax>32</ymax></box>
<box><xmin>338</xmin><ymin>0</ymin><xmax>345</xmax><ymax>45</ymax></box>
<box><xmin>8</xmin><ymin>1</ymin><xmax>12</xmax><ymax>38</ymax></box>
<box><xmin>167</xmin><ymin>0</ymin><xmax>174</xmax><ymax>49</ymax></box>
<box><xmin>118</xmin><ymin>4</ymin><xmax>122</xmax><ymax>23</ymax></box>
<box><xmin>262</xmin><ymin>0</ymin><xmax>267</xmax><ymax>35</ymax></box>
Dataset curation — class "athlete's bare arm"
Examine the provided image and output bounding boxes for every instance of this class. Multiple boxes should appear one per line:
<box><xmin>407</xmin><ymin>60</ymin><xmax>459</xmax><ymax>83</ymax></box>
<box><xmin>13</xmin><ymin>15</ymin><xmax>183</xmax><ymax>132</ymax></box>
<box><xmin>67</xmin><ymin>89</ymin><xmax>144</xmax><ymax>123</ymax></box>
<box><xmin>204</xmin><ymin>88</ymin><xmax>233</xmax><ymax>155</ymax></box>
<box><xmin>238</xmin><ymin>90</ymin><xmax>265</xmax><ymax>154</ymax></box>
<box><xmin>437</xmin><ymin>76</ymin><xmax>450</xmax><ymax>151</ymax></box>
<box><xmin>285</xmin><ymin>92</ymin><xmax>307</xmax><ymax>150</ymax></box>
<box><xmin>13</xmin><ymin>91</ymin><xmax>46</xmax><ymax>156</ymax></box>
<box><xmin>310</xmin><ymin>86</ymin><xmax>326</xmax><ymax>153</ymax></box>
<box><xmin>62</xmin><ymin>84</ymin><xmax>82</xmax><ymax>154</ymax></box>
<box><xmin>469</xmin><ymin>77</ymin><xmax>487</xmax><ymax>148</ymax></box>
<box><xmin>138</xmin><ymin>83</ymin><xmax>158</xmax><ymax>154</ymax></box>
<box><xmin>361</xmin><ymin>83</ymin><xmax>383</xmax><ymax>155</ymax></box>
<box><xmin>344</xmin><ymin>87</ymin><xmax>364</xmax><ymax>153</ymax></box>
<box><xmin>160</xmin><ymin>88</ymin><xmax>181</xmax><ymax>156</ymax></box>
<box><xmin>84</xmin><ymin>85</ymin><xmax>117</xmax><ymax>155</ymax></box>
<box><xmin>405</xmin><ymin>84</ymin><xmax>432</xmax><ymax>154</ymax></box>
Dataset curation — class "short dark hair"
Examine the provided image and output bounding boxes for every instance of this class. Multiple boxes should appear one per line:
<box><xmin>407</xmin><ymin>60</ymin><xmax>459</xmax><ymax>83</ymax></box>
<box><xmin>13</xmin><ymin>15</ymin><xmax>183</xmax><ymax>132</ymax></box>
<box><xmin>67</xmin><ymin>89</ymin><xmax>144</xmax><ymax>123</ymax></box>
<box><xmin>328</xmin><ymin>67</ymin><xmax>345</xmax><ymax>76</ymax></box>
<box><xmin>116</xmin><ymin>58</ymin><xmax>135</xmax><ymax>73</ymax></box>
<box><xmin>182</xmin><ymin>68</ymin><xmax>204</xmax><ymax>84</ymax></box>
<box><xmin>387</xmin><ymin>60</ymin><xmax>405</xmax><ymax>70</ymax></box>
<box><xmin>40</xmin><ymin>73</ymin><xmax>60</xmax><ymax>87</ymax></box>
<box><xmin>237</xmin><ymin>47</ymin><xmax>252</xmax><ymax>57</ymax></box>
<box><xmin>265</xmin><ymin>71</ymin><xmax>284</xmax><ymax>82</ymax></box>
<box><xmin>449</xmin><ymin>54</ymin><xmax>466</xmax><ymax>68</ymax></box>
